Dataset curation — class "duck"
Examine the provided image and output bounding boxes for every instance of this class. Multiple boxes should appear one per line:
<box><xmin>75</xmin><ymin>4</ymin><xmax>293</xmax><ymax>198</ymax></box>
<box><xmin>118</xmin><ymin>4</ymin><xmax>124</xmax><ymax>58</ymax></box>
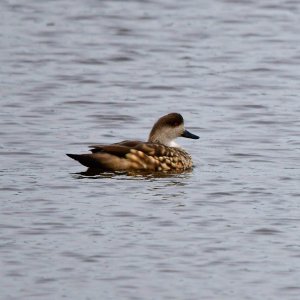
<box><xmin>67</xmin><ymin>113</ymin><xmax>199</xmax><ymax>173</ymax></box>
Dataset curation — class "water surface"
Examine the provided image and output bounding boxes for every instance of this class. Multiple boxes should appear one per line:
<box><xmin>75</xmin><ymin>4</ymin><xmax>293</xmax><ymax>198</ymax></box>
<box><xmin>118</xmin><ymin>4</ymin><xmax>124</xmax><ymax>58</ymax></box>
<box><xmin>1</xmin><ymin>0</ymin><xmax>300</xmax><ymax>299</ymax></box>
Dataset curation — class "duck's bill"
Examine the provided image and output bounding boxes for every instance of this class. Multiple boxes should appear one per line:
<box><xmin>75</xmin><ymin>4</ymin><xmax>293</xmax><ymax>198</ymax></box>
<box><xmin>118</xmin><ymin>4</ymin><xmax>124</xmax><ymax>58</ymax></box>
<box><xmin>181</xmin><ymin>129</ymin><xmax>199</xmax><ymax>139</ymax></box>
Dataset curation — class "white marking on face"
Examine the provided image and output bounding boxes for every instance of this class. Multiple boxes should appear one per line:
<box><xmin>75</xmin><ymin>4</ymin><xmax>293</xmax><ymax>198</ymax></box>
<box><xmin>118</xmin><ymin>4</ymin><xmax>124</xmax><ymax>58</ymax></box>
<box><xmin>169</xmin><ymin>140</ymin><xmax>180</xmax><ymax>148</ymax></box>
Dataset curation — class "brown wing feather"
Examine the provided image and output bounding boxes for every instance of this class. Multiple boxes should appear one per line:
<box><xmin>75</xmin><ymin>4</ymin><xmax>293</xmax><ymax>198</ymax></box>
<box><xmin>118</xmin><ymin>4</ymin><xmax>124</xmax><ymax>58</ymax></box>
<box><xmin>89</xmin><ymin>140</ymin><xmax>144</xmax><ymax>155</ymax></box>
<box><xmin>89</xmin><ymin>145</ymin><xmax>131</xmax><ymax>157</ymax></box>
<box><xmin>115</xmin><ymin>140</ymin><xmax>143</xmax><ymax>147</ymax></box>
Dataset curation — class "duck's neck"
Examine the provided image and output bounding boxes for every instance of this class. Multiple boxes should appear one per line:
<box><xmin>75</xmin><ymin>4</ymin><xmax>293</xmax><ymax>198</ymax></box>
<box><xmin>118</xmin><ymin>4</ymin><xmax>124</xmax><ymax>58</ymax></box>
<box><xmin>148</xmin><ymin>135</ymin><xmax>180</xmax><ymax>148</ymax></box>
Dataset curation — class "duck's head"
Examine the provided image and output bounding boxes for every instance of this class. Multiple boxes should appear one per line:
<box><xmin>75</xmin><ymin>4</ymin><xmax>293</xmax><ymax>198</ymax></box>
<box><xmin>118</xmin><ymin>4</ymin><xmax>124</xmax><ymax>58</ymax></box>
<box><xmin>148</xmin><ymin>113</ymin><xmax>199</xmax><ymax>147</ymax></box>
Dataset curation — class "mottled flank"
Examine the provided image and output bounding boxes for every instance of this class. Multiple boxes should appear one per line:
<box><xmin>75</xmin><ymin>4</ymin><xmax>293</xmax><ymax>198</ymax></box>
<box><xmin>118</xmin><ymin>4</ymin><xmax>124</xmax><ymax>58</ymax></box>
<box><xmin>67</xmin><ymin>113</ymin><xmax>198</xmax><ymax>172</ymax></box>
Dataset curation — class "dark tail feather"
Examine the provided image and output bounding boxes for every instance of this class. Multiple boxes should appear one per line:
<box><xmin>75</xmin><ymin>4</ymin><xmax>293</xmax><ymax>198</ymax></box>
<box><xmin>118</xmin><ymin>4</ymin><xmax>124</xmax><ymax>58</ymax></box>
<box><xmin>66</xmin><ymin>153</ymin><xmax>101</xmax><ymax>168</ymax></box>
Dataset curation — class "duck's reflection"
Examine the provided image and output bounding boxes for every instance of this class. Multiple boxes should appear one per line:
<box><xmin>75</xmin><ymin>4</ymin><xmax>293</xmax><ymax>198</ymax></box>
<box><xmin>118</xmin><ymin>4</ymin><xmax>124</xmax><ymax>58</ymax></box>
<box><xmin>72</xmin><ymin>167</ymin><xmax>193</xmax><ymax>206</ymax></box>
<box><xmin>73</xmin><ymin>167</ymin><xmax>193</xmax><ymax>180</ymax></box>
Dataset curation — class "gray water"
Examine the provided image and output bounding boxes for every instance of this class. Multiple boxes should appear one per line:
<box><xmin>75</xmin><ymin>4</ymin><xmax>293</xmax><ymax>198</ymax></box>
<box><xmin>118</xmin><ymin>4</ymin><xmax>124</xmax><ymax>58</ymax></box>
<box><xmin>1</xmin><ymin>0</ymin><xmax>300</xmax><ymax>299</ymax></box>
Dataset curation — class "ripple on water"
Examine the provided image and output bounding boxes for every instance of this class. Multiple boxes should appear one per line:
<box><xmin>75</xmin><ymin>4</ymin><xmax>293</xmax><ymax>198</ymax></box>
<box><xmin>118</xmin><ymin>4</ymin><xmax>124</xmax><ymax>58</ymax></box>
<box><xmin>1</xmin><ymin>0</ymin><xmax>300</xmax><ymax>299</ymax></box>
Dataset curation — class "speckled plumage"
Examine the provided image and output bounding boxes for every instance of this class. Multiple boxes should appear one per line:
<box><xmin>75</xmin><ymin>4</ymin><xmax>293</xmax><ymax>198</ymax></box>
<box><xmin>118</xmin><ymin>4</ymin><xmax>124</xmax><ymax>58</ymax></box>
<box><xmin>67</xmin><ymin>113</ymin><xmax>199</xmax><ymax>173</ymax></box>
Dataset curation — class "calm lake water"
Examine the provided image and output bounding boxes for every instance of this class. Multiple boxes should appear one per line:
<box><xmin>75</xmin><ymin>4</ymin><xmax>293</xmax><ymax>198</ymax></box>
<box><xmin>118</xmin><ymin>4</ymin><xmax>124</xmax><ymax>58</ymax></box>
<box><xmin>1</xmin><ymin>0</ymin><xmax>300</xmax><ymax>299</ymax></box>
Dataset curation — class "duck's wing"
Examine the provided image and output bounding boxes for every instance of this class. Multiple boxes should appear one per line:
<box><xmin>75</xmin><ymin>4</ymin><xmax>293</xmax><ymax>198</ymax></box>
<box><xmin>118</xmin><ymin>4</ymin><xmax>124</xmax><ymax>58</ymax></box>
<box><xmin>67</xmin><ymin>141</ymin><xmax>158</xmax><ymax>171</ymax></box>
<box><xmin>115</xmin><ymin>140</ymin><xmax>144</xmax><ymax>147</ymax></box>
<box><xmin>89</xmin><ymin>145</ymin><xmax>131</xmax><ymax>156</ymax></box>
<box><xmin>89</xmin><ymin>140</ymin><xmax>143</xmax><ymax>156</ymax></box>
